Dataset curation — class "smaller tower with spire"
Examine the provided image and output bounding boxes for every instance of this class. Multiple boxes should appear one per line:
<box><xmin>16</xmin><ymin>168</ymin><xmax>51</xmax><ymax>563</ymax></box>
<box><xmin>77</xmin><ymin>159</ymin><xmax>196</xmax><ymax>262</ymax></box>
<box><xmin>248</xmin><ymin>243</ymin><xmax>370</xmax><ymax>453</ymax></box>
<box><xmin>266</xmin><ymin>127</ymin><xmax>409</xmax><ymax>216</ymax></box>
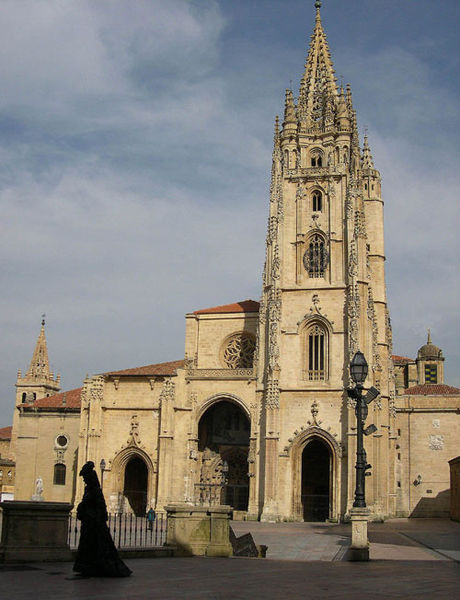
<box><xmin>416</xmin><ymin>329</ymin><xmax>445</xmax><ymax>385</ymax></box>
<box><xmin>15</xmin><ymin>317</ymin><xmax>60</xmax><ymax>406</ymax></box>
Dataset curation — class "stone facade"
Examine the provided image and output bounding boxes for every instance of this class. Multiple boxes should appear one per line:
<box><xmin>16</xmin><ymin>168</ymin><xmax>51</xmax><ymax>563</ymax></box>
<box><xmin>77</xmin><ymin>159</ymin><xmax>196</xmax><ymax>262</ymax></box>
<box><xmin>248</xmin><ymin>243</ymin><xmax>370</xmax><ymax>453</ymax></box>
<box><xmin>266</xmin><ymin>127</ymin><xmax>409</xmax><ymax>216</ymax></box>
<box><xmin>6</xmin><ymin>4</ymin><xmax>459</xmax><ymax>522</ymax></box>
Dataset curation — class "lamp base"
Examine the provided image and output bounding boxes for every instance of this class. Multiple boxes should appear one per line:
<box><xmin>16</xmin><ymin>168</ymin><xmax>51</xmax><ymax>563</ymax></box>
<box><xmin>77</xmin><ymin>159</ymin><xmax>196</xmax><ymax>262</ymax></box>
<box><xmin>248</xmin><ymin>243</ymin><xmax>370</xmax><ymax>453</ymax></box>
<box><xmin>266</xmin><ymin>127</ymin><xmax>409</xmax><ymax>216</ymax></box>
<box><xmin>348</xmin><ymin>507</ymin><xmax>370</xmax><ymax>562</ymax></box>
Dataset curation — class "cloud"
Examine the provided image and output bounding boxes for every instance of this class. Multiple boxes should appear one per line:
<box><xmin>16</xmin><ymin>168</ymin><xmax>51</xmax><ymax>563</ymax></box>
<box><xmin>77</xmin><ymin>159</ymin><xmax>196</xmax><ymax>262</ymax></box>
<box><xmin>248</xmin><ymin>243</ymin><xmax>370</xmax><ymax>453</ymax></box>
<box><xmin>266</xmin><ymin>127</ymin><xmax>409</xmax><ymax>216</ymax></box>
<box><xmin>0</xmin><ymin>1</ymin><xmax>459</xmax><ymax>425</ymax></box>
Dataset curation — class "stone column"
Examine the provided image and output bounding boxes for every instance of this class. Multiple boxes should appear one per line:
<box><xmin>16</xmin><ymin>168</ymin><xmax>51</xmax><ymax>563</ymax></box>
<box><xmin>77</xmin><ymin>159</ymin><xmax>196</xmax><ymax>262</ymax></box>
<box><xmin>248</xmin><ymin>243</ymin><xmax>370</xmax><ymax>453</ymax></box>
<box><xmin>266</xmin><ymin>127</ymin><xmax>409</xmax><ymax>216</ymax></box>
<box><xmin>156</xmin><ymin>379</ymin><xmax>176</xmax><ymax>511</ymax></box>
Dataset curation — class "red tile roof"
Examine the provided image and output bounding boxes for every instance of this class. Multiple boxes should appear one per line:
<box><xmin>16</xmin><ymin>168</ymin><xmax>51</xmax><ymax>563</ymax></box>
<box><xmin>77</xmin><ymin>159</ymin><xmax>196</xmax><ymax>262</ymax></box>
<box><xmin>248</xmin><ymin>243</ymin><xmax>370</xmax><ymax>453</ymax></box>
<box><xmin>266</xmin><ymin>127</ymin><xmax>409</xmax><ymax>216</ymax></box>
<box><xmin>0</xmin><ymin>426</ymin><xmax>12</xmax><ymax>440</ymax></box>
<box><xmin>105</xmin><ymin>359</ymin><xmax>185</xmax><ymax>377</ymax></box>
<box><xmin>404</xmin><ymin>384</ymin><xmax>460</xmax><ymax>396</ymax></box>
<box><xmin>392</xmin><ymin>355</ymin><xmax>414</xmax><ymax>364</ymax></box>
<box><xmin>33</xmin><ymin>387</ymin><xmax>82</xmax><ymax>409</ymax></box>
<box><xmin>23</xmin><ymin>360</ymin><xmax>184</xmax><ymax>411</ymax></box>
<box><xmin>193</xmin><ymin>300</ymin><xmax>260</xmax><ymax>315</ymax></box>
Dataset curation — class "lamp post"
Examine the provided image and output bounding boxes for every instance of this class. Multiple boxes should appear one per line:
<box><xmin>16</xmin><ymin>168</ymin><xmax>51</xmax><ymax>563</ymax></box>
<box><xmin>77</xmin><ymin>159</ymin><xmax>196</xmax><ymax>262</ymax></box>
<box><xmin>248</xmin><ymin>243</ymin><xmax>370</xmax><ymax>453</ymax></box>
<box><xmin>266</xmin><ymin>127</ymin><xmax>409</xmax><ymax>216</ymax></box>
<box><xmin>350</xmin><ymin>351</ymin><xmax>368</xmax><ymax>508</ymax></box>
<box><xmin>347</xmin><ymin>351</ymin><xmax>379</xmax><ymax>560</ymax></box>
<box><xmin>100</xmin><ymin>458</ymin><xmax>106</xmax><ymax>493</ymax></box>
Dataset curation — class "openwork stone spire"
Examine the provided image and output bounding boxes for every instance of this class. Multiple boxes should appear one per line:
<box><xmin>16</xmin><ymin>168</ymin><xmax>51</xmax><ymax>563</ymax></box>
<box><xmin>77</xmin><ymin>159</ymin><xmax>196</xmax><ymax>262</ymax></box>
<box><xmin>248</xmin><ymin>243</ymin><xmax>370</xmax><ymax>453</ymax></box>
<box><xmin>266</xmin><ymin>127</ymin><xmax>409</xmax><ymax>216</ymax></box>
<box><xmin>297</xmin><ymin>1</ymin><xmax>338</xmax><ymax>127</ymax></box>
<box><xmin>26</xmin><ymin>316</ymin><xmax>53</xmax><ymax>381</ymax></box>
<box><xmin>362</xmin><ymin>135</ymin><xmax>375</xmax><ymax>169</ymax></box>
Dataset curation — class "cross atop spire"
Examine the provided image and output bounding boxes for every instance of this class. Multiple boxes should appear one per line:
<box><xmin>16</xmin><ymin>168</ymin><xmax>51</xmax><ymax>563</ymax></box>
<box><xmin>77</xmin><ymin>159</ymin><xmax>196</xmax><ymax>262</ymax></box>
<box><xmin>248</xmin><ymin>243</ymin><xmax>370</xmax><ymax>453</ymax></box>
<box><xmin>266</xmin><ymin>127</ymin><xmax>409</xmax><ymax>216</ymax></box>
<box><xmin>26</xmin><ymin>317</ymin><xmax>53</xmax><ymax>381</ymax></box>
<box><xmin>297</xmin><ymin>1</ymin><xmax>338</xmax><ymax>127</ymax></box>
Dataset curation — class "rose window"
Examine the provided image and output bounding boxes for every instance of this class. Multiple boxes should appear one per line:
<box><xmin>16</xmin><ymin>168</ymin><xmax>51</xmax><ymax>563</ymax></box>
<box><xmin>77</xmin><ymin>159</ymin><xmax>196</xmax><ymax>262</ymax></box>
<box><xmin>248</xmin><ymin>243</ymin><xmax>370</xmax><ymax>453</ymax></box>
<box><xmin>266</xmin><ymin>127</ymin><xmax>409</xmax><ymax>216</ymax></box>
<box><xmin>222</xmin><ymin>334</ymin><xmax>255</xmax><ymax>369</ymax></box>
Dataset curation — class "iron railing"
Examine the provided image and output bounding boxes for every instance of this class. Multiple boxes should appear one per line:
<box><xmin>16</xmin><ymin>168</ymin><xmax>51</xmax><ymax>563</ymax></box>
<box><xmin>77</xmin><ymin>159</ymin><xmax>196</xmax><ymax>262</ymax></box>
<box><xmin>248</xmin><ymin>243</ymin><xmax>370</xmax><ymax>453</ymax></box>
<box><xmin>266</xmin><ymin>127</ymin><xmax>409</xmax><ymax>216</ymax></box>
<box><xmin>68</xmin><ymin>512</ymin><xmax>167</xmax><ymax>550</ymax></box>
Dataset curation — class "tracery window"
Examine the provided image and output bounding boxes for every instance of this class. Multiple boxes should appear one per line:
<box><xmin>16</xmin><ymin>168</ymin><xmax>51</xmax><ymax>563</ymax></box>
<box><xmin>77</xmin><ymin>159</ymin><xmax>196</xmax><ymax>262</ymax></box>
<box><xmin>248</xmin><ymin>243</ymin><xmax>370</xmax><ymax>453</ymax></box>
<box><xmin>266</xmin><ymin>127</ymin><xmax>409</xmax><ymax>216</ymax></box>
<box><xmin>312</xmin><ymin>190</ymin><xmax>322</xmax><ymax>212</ymax></box>
<box><xmin>307</xmin><ymin>324</ymin><xmax>326</xmax><ymax>381</ymax></box>
<box><xmin>303</xmin><ymin>233</ymin><xmax>328</xmax><ymax>278</ymax></box>
<box><xmin>310</xmin><ymin>148</ymin><xmax>323</xmax><ymax>167</ymax></box>
<box><xmin>53</xmin><ymin>463</ymin><xmax>66</xmax><ymax>486</ymax></box>
<box><xmin>222</xmin><ymin>333</ymin><xmax>256</xmax><ymax>369</ymax></box>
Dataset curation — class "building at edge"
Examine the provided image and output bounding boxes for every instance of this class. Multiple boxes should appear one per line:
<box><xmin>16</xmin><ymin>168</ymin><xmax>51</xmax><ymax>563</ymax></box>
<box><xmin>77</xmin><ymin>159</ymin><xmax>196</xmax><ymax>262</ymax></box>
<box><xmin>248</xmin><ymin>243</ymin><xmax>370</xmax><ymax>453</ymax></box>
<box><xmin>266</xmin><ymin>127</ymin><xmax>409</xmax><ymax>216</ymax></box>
<box><xmin>4</xmin><ymin>3</ymin><xmax>460</xmax><ymax>520</ymax></box>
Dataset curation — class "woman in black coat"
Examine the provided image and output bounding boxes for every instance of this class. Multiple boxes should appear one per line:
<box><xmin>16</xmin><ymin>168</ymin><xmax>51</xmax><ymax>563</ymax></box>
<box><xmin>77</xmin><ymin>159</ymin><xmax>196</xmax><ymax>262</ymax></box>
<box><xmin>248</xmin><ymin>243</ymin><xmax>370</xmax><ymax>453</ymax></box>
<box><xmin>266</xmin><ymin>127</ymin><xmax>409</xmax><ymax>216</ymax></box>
<box><xmin>73</xmin><ymin>461</ymin><xmax>132</xmax><ymax>577</ymax></box>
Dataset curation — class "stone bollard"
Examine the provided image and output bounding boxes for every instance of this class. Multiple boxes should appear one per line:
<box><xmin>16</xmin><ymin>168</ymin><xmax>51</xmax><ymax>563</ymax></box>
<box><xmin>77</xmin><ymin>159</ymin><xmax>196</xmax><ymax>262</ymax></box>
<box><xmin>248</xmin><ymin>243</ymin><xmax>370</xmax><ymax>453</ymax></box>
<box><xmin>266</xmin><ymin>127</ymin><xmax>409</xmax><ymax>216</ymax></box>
<box><xmin>0</xmin><ymin>501</ymin><xmax>73</xmax><ymax>563</ymax></box>
<box><xmin>165</xmin><ymin>504</ymin><xmax>233</xmax><ymax>557</ymax></box>
<box><xmin>348</xmin><ymin>507</ymin><xmax>370</xmax><ymax>561</ymax></box>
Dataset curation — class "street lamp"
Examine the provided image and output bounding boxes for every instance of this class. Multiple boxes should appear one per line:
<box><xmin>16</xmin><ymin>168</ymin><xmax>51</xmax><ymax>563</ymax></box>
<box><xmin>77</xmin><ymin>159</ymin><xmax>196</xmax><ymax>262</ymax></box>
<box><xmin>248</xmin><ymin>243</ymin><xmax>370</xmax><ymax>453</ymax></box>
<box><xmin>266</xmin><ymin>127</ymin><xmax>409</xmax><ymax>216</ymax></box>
<box><xmin>100</xmin><ymin>458</ymin><xmax>106</xmax><ymax>493</ymax></box>
<box><xmin>347</xmin><ymin>351</ymin><xmax>379</xmax><ymax>561</ymax></box>
<box><xmin>348</xmin><ymin>352</ymin><xmax>379</xmax><ymax>508</ymax></box>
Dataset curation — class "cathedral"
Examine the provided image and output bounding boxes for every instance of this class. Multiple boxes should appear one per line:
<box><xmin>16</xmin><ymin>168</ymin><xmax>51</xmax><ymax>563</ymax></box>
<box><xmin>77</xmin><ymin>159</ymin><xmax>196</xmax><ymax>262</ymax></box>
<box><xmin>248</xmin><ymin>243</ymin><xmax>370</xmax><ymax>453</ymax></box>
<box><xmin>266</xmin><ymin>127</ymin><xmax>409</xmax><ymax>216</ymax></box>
<box><xmin>4</xmin><ymin>3</ymin><xmax>459</xmax><ymax>521</ymax></box>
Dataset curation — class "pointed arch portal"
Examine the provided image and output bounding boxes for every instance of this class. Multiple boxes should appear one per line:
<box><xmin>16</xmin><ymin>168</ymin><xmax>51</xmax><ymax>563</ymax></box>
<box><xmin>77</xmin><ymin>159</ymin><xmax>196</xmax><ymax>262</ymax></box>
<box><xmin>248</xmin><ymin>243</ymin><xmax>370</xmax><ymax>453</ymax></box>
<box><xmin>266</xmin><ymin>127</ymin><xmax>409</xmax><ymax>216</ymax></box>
<box><xmin>301</xmin><ymin>438</ymin><xmax>331</xmax><ymax>521</ymax></box>
<box><xmin>123</xmin><ymin>456</ymin><xmax>148</xmax><ymax>516</ymax></box>
<box><xmin>198</xmin><ymin>400</ymin><xmax>250</xmax><ymax>511</ymax></box>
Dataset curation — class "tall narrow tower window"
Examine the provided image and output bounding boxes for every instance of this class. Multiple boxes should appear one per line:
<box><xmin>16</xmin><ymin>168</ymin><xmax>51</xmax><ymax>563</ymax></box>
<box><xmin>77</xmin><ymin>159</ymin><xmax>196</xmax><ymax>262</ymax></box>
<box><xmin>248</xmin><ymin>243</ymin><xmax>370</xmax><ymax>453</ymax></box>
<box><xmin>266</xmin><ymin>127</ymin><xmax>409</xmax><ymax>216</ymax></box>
<box><xmin>312</xmin><ymin>191</ymin><xmax>322</xmax><ymax>212</ymax></box>
<box><xmin>307</xmin><ymin>324</ymin><xmax>326</xmax><ymax>381</ymax></box>
<box><xmin>303</xmin><ymin>233</ymin><xmax>328</xmax><ymax>277</ymax></box>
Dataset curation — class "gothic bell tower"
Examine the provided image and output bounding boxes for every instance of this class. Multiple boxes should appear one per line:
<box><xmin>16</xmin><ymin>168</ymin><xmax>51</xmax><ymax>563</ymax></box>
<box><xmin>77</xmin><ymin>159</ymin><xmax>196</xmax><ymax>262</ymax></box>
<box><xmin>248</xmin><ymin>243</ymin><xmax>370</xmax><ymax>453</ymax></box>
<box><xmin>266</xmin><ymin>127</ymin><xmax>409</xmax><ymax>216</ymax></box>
<box><xmin>256</xmin><ymin>1</ymin><xmax>395</xmax><ymax>521</ymax></box>
<box><xmin>9</xmin><ymin>317</ymin><xmax>61</xmax><ymax>462</ymax></box>
<box><xmin>15</xmin><ymin>317</ymin><xmax>61</xmax><ymax>406</ymax></box>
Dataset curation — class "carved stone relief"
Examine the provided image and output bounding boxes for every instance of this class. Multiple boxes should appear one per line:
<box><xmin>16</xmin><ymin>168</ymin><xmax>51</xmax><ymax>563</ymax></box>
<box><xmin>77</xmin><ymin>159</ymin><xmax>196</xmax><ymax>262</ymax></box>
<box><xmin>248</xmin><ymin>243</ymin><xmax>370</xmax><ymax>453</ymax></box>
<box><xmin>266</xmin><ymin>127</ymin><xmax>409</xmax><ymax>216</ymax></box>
<box><xmin>265</xmin><ymin>377</ymin><xmax>280</xmax><ymax>409</ymax></box>
<box><xmin>429</xmin><ymin>435</ymin><xmax>444</xmax><ymax>451</ymax></box>
<box><xmin>159</xmin><ymin>378</ymin><xmax>175</xmax><ymax>403</ymax></box>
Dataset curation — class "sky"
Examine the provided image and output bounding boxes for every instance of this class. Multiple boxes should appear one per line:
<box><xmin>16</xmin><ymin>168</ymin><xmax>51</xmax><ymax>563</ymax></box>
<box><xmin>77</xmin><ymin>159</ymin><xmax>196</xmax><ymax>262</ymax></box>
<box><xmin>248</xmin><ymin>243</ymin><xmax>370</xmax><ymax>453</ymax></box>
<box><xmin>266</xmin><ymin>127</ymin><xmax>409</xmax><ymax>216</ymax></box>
<box><xmin>1</xmin><ymin>0</ymin><xmax>459</xmax><ymax>426</ymax></box>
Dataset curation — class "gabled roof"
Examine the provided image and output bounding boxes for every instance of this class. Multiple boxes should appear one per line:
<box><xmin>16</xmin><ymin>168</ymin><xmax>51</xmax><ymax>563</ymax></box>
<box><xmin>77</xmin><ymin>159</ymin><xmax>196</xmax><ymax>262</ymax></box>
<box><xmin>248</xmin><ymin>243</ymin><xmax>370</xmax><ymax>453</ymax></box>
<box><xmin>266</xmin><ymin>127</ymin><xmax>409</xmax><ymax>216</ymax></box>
<box><xmin>404</xmin><ymin>384</ymin><xmax>460</xmax><ymax>396</ymax></box>
<box><xmin>105</xmin><ymin>359</ymin><xmax>185</xmax><ymax>377</ymax></box>
<box><xmin>32</xmin><ymin>387</ymin><xmax>82</xmax><ymax>409</ymax></box>
<box><xmin>392</xmin><ymin>355</ymin><xmax>414</xmax><ymax>364</ymax></box>
<box><xmin>193</xmin><ymin>300</ymin><xmax>260</xmax><ymax>315</ymax></box>
<box><xmin>0</xmin><ymin>426</ymin><xmax>12</xmax><ymax>440</ymax></box>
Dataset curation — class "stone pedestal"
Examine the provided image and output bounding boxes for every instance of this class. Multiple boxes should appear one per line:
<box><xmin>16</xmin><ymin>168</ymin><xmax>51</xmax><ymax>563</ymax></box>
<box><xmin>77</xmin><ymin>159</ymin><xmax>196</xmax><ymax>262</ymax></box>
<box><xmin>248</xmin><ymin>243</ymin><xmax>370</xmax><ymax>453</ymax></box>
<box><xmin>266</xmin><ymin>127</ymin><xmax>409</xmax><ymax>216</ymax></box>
<box><xmin>348</xmin><ymin>507</ymin><xmax>370</xmax><ymax>561</ymax></box>
<box><xmin>0</xmin><ymin>501</ymin><xmax>73</xmax><ymax>563</ymax></box>
<box><xmin>165</xmin><ymin>504</ymin><xmax>233</xmax><ymax>557</ymax></box>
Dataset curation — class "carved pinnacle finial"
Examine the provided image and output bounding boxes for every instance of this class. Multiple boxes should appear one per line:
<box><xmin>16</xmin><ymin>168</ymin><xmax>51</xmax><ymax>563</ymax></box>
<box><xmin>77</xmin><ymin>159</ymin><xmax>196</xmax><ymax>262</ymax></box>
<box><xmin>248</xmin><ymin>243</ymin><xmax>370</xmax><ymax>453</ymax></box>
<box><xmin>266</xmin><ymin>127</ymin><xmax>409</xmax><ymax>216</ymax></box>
<box><xmin>427</xmin><ymin>329</ymin><xmax>432</xmax><ymax>344</ymax></box>
<box><xmin>315</xmin><ymin>1</ymin><xmax>322</xmax><ymax>10</ymax></box>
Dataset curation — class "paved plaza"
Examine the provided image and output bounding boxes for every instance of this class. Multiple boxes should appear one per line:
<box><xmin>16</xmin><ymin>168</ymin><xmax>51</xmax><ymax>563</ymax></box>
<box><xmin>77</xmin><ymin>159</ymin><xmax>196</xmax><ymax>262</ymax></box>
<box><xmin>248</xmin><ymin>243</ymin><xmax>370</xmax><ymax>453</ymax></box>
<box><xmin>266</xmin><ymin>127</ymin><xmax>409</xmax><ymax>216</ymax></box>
<box><xmin>1</xmin><ymin>519</ymin><xmax>459</xmax><ymax>599</ymax></box>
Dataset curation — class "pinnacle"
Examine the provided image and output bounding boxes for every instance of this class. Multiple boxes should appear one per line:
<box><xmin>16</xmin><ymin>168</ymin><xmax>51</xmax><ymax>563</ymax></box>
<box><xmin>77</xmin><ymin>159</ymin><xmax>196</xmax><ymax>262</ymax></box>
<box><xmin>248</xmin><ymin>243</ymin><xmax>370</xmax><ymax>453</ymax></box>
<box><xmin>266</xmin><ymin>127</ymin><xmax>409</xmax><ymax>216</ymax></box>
<box><xmin>362</xmin><ymin>135</ymin><xmax>375</xmax><ymax>169</ymax></box>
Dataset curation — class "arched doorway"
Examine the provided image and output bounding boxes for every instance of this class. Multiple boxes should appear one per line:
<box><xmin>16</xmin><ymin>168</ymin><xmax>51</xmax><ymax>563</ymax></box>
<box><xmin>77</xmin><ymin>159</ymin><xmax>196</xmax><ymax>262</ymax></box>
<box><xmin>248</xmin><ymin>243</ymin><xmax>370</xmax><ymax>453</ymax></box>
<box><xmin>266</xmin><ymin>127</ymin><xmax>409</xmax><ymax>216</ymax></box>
<box><xmin>123</xmin><ymin>456</ymin><xmax>148</xmax><ymax>516</ymax></box>
<box><xmin>301</xmin><ymin>438</ymin><xmax>331</xmax><ymax>521</ymax></box>
<box><xmin>198</xmin><ymin>400</ymin><xmax>250</xmax><ymax>510</ymax></box>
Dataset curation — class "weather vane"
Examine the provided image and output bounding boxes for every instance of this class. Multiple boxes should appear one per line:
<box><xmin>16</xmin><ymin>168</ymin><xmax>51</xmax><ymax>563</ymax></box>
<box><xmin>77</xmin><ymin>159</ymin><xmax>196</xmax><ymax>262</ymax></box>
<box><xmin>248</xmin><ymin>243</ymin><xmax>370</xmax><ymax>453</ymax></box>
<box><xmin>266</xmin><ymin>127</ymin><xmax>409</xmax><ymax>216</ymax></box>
<box><xmin>41</xmin><ymin>313</ymin><xmax>46</xmax><ymax>326</ymax></box>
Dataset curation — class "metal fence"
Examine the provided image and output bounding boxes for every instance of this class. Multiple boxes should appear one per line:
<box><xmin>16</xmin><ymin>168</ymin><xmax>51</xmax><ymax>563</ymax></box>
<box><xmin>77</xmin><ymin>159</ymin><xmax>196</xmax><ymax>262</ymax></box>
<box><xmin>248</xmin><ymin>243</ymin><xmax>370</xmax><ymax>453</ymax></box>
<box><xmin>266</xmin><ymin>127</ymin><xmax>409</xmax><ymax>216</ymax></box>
<box><xmin>68</xmin><ymin>512</ymin><xmax>167</xmax><ymax>550</ymax></box>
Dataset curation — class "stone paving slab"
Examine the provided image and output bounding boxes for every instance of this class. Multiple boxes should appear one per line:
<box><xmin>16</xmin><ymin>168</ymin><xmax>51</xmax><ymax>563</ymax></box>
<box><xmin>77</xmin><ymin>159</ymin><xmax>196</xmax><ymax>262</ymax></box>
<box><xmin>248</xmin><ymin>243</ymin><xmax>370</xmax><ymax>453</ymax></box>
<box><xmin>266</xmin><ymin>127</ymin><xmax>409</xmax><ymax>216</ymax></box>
<box><xmin>232</xmin><ymin>521</ymin><xmax>348</xmax><ymax>561</ymax></box>
<box><xmin>1</xmin><ymin>557</ymin><xmax>459</xmax><ymax>600</ymax></box>
<box><xmin>232</xmin><ymin>518</ymin><xmax>460</xmax><ymax>563</ymax></box>
<box><xmin>400</xmin><ymin>532</ymin><xmax>460</xmax><ymax>562</ymax></box>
